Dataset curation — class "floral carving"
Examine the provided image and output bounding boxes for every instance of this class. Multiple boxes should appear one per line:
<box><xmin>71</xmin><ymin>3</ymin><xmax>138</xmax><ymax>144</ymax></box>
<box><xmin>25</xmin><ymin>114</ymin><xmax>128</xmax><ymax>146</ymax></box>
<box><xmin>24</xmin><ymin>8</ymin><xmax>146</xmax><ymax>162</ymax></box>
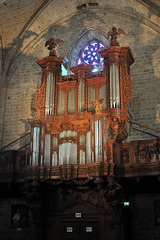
<box><xmin>60</xmin><ymin>121</ymin><xmax>76</xmax><ymax>131</ymax></box>
<box><xmin>110</xmin><ymin>117</ymin><xmax>122</xmax><ymax>135</ymax></box>
<box><xmin>86</xmin><ymin>77</ymin><xmax>107</xmax><ymax>90</ymax></box>
<box><xmin>35</xmin><ymin>81</ymin><xmax>46</xmax><ymax>116</ymax></box>
<box><xmin>57</xmin><ymin>80</ymin><xmax>77</xmax><ymax>93</ymax></box>
<box><xmin>121</xmin><ymin>65</ymin><xmax>133</xmax><ymax>110</ymax></box>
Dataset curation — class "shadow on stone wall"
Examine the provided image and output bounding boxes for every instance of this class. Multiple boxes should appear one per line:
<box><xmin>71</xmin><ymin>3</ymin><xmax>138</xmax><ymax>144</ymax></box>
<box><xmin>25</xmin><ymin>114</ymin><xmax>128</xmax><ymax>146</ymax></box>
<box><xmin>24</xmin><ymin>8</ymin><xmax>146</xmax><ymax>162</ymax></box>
<box><xmin>1</xmin><ymin>7</ymin><xmax>160</xmax><ymax>148</ymax></box>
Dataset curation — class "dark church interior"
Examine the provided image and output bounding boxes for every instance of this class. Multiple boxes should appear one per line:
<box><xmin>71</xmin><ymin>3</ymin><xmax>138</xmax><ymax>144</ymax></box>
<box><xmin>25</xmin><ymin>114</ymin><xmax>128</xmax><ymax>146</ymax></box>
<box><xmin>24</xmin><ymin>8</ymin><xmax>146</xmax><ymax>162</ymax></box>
<box><xmin>0</xmin><ymin>0</ymin><xmax>160</xmax><ymax>239</ymax></box>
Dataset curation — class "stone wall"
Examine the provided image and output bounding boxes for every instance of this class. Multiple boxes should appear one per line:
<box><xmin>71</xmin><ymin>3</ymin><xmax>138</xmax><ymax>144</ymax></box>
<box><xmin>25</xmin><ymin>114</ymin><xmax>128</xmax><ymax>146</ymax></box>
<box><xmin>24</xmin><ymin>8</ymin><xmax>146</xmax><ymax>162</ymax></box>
<box><xmin>0</xmin><ymin>198</ymin><xmax>36</xmax><ymax>240</ymax></box>
<box><xmin>0</xmin><ymin>0</ymin><xmax>160</xmax><ymax>148</ymax></box>
<box><xmin>130</xmin><ymin>193</ymin><xmax>160</xmax><ymax>240</ymax></box>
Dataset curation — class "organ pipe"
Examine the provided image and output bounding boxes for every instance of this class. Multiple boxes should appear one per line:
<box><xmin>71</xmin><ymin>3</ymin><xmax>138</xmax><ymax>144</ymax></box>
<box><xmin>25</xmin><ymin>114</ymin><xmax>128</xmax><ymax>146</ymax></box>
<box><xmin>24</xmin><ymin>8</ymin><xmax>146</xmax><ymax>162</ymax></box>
<box><xmin>78</xmin><ymin>80</ymin><xmax>84</xmax><ymax>112</ymax></box>
<box><xmin>86</xmin><ymin>131</ymin><xmax>91</xmax><ymax>163</ymax></box>
<box><xmin>32</xmin><ymin>127</ymin><xmax>40</xmax><ymax>165</ymax></box>
<box><xmin>44</xmin><ymin>134</ymin><xmax>51</xmax><ymax>166</ymax></box>
<box><xmin>110</xmin><ymin>64</ymin><xmax>120</xmax><ymax>109</ymax></box>
<box><xmin>45</xmin><ymin>73</ymin><xmax>55</xmax><ymax>115</ymax></box>
<box><xmin>95</xmin><ymin>120</ymin><xmax>102</xmax><ymax>161</ymax></box>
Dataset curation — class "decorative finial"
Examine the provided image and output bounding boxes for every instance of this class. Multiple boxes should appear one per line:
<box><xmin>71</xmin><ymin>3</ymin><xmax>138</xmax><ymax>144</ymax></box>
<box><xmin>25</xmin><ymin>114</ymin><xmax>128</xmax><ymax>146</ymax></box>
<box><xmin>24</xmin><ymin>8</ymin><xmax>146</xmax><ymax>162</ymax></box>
<box><xmin>107</xmin><ymin>27</ymin><xmax>126</xmax><ymax>46</ymax></box>
<box><xmin>89</xmin><ymin>99</ymin><xmax>104</xmax><ymax>114</ymax></box>
<box><xmin>45</xmin><ymin>38</ymin><xmax>64</xmax><ymax>57</ymax></box>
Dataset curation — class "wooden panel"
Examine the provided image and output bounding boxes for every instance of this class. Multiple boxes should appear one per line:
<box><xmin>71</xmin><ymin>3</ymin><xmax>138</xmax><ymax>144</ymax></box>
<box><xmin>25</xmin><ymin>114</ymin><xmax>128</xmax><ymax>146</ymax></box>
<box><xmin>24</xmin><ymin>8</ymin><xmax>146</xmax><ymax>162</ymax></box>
<box><xmin>61</xmin><ymin>221</ymin><xmax>99</xmax><ymax>240</ymax></box>
<box><xmin>61</xmin><ymin>222</ymin><xmax>79</xmax><ymax>240</ymax></box>
<box><xmin>80</xmin><ymin>221</ymin><xmax>99</xmax><ymax>240</ymax></box>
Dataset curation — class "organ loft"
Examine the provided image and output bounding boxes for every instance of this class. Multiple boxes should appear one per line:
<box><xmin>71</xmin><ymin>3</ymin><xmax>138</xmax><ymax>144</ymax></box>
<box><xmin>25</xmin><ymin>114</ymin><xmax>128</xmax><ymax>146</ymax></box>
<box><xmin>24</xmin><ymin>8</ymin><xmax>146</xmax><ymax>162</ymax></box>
<box><xmin>30</xmin><ymin>28</ymin><xmax>134</xmax><ymax>178</ymax></box>
<box><xmin>1</xmin><ymin>1</ymin><xmax>160</xmax><ymax>240</ymax></box>
<box><xmin>24</xmin><ymin>28</ymin><xmax>134</xmax><ymax>239</ymax></box>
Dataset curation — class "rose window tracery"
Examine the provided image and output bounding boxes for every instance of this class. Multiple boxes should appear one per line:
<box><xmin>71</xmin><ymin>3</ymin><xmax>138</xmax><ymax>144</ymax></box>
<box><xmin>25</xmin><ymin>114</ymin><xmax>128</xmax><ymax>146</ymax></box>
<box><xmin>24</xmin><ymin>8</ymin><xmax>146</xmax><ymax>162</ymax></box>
<box><xmin>77</xmin><ymin>41</ymin><xmax>105</xmax><ymax>72</ymax></box>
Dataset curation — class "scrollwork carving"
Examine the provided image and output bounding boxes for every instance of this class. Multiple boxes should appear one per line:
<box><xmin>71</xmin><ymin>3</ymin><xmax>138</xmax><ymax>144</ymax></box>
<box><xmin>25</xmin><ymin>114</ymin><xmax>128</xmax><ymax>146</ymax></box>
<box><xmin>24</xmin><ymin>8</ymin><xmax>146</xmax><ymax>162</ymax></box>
<box><xmin>86</xmin><ymin>77</ymin><xmax>107</xmax><ymax>90</ymax></box>
<box><xmin>35</xmin><ymin>81</ymin><xmax>46</xmax><ymax>116</ymax></box>
<box><xmin>57</xmin><ymin>80</ymin><xmax>77</xmax><ymax>93</ymax></box>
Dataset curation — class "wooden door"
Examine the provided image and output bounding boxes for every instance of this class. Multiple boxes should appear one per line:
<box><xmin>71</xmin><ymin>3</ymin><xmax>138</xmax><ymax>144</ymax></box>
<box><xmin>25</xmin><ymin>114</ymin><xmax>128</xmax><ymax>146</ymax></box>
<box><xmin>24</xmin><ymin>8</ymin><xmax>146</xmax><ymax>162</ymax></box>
<box><xmin>61</xmin><ymin>221</ymin><xmax>99</xmax><ymax>240</ymax></box>
<box><xmin>61</xmin><ymin>222</ymin><xmax>79</xmax><ymax>240</ymax></box>
<box><xmin>80</xmin><ymin>221</ymin><xmax>99</xmax><ymax>240</ymax></box>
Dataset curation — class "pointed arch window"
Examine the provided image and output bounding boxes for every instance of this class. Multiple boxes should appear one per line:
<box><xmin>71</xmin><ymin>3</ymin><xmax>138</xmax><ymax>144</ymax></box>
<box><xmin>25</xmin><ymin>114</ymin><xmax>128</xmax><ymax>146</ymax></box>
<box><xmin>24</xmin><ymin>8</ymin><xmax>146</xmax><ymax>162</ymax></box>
<box><xmin>77</xmin><ymin>40</ymin><xmax>105</xmax><ymax>72</ymax></box>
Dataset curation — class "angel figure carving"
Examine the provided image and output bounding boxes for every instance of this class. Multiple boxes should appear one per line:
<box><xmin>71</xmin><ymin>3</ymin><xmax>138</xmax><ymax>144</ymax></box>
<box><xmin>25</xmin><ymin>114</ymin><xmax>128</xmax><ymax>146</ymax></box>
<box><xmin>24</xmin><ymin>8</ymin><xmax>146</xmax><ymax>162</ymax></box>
<box><xmin>108</xmin><ymin>27</ymin><xmax>126</xmax><ymax>46</ymax></box>
<box><xmin>89</xmin><ymin>98</ymin><xmax>104</xmax><ymax>114</ymax></box>
<box><xmin>45</xmin><ymin>38</ymin><xmax>64</xmax><ymax>57</ymax></box>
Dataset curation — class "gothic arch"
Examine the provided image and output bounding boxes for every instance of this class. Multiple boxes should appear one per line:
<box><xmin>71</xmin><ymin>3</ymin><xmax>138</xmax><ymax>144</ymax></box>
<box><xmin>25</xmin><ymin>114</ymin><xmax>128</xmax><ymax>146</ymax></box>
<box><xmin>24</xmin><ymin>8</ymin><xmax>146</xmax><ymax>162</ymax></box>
<box><xmin>67</xmin><ymin>29</ymin><xmax>110</xmax><ymax>74</ymax></box>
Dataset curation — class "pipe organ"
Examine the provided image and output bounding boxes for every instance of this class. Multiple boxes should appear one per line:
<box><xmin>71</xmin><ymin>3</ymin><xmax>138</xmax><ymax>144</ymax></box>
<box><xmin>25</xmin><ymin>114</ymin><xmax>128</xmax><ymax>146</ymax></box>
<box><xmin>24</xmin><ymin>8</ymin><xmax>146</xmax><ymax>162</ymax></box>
<box><xmin>45</xmin><ymin>73</ymin><xmax>55</xmax><ymax>115</ymax></box>
<box><xmin>110</xmin><ymin>63</ymin><xmax>120</xmax><ymax>109</ymax></box>
<box><xmin>32</xmin><ymin>125</ymin><xmax>40</xmax><ymax>165</ymax></box>
<box><xmin>30</xmin><ymin>39</ymin><xmax>134</xmax><ymax>179</ymax></box>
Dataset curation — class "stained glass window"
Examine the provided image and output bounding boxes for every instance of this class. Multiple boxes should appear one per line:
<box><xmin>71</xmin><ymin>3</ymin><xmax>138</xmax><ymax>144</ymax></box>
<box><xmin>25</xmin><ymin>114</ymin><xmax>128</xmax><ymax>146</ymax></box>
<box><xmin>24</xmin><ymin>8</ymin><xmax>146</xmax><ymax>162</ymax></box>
<box><xmin>77</xmin><ymin>40</ymin><xmax>105</xmax><ymax>72</ymax></box>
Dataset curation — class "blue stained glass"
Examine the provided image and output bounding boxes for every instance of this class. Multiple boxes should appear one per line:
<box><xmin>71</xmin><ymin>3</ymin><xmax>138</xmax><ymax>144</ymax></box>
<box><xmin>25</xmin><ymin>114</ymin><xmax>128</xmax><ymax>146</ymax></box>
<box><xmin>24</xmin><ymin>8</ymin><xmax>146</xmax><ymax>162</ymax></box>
<box><xmin>84</xmin><ymin>46</ymin><xmax>89</xmax><ymax>51</ymax></box>
<box><xmin>77</xmin><ymin>40</ymin><xmax>105</xmax><ymax>72</ymax></box>
<box><xmin>78</xmin><ymin>58</ymin><xmax>81</xmax><ymax>64</ymax></box>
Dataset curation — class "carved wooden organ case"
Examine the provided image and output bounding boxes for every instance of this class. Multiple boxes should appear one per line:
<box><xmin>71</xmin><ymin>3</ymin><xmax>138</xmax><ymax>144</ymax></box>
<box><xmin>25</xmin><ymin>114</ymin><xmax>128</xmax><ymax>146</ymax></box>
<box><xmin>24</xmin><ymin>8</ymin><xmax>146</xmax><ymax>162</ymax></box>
<box><xmin>30</xmin><ymin>45</ymin><xmax>134</xmax><ymax>179</ymax></box>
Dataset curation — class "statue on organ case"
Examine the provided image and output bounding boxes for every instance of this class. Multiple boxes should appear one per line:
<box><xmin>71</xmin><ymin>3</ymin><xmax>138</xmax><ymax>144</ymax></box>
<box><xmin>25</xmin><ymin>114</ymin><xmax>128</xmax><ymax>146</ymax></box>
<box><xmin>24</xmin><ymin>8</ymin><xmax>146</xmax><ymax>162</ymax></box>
<box><xmin>107</xmin><ymin>27</ymin><xmax>126</xmax><ymax>46</ymax></box>
<box><xmin>89</xmin><ymin>98</ymin><xmax>104</xmax><ymax>114</ymax></box>
<box><xmin>45</xmin><ymin>38</ymin><xmax>64</xmax><ymax>57</ymax></box>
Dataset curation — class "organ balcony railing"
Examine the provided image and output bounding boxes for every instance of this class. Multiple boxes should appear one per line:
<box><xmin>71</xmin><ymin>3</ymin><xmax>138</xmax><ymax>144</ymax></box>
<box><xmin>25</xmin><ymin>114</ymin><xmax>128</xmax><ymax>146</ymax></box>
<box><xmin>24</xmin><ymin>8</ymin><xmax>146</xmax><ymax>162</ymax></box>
<box><xmin>1</xmin><ymin>29</ymin><xmax>159</xmax><ymax>182</ymax></box>
<box><xmin>29</xmin><ymin>32</ymin><xmax>135</xmax><ymax>175</ymax></box>
<box><xmin>0</xmin><ymin>137</ymin><xmax>160</xmax><ymax>182</ymax></box>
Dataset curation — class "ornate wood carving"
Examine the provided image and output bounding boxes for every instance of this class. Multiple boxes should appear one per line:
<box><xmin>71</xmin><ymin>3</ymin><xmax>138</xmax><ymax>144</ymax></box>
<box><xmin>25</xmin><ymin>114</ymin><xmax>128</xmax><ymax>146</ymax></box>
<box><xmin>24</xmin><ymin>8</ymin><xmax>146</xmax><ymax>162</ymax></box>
<box><xmin>107</xmin><ymin>27</ymin><xmax>126</xmax><ymax>46</ymax></box>
<box><xmin>29</xmin><ymin>39</ymin><xmax>135</xmax><ymax>181</ymax></box>
<box><xmin>89</xmin><ymin>99</ymin><xmax>104</xmax><ymax>114</ymax></box>
<box><xmin>120</xmin><ymin>63</ymin><xmax>133</xmax><ymax>110</ymax></box>
<box><xmin>86</xmin><ymin>77</ymin><xmax>107</xmax><ymax>90</ymax></box>
<box><xmin>60</xmin><ymin>121</ymin><xmax>75</xmax><ymax>131</ymax></box>
<box><xmin>36</xmin><ymin>56</ymin><xmax>65</xmax><ymax>69</ymax></box>
<box><xmin>70</xmin><ymin>64</ymin><xmax>94</xmax><ymax>74</ymax></box>
<box><xmin>62</xmin><ymin>74</ymin><xmax>78</xmax><ymax>82</ymax></box>
<box><xmin>57</xmin><ymin>80</ymin><xmax>77</xmax><ymax>93</ymax></box>
<box><xmin>45</xmin><ymin>38</ymin><xmax>64</xmax><ymax>57</ymax></box>
<box><xmin>35</xmin><ymin>80</ymin><xmax>46</xmax><ymax>117</ymax></box>
<box><xmin>2</xmin><ymin>138</ymin><xmax>160</xmax><ymax>182</ymax></box>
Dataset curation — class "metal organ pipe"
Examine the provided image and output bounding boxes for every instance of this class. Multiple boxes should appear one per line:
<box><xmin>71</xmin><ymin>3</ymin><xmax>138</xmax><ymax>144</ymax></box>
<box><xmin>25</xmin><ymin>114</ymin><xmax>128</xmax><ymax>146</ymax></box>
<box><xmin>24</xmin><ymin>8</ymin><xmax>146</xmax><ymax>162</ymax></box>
<box><xmin>32</xmin><ymin>127</ymin><xmax>40</xmax><ymax>165</ymax></box>
<box><xmin>116</xmin><ymin>64</ymin><xmax>120</xmax><ymax>108</ymax></box>
<box><xmin>95</xmin><ymin>120</ymin><xmax>102</xmax><ymax>161</ymax></box>
<box><xmin>98</xmin><ymin>120</ymin><xmax>102</xmax><ymax>156</ymax></box>
<box><xmin>86</xmin><ymin>131</ymin><xmax>91</xmax><ymax>163</ymax></box>
<box><xmin>45</xmin><ymin>73</ymin><xmax>55</xmax><ymax>115</ymax></box>
<box><xmin>110</xmin><ymin>64</ymin><xmax>120</xmax><ymax>108</ymax></box>
<box><xmin>110</xmin><ymin>66</ymin><xmax>113</xmax><ymax>109</ymax></box>
<box><xmin>78</xmin><ymin>80</ymin><xmax>84</xmax><ymax>112</ymax></box>
<box><xmin>44</xmin><ymin>134</ymin><xmax>51</xmax><ymax>166</ymax></box>
<box><xmin>112</xmin><ymin>64</ymin><xmax>116</xmax><ymax>108</ymax></box>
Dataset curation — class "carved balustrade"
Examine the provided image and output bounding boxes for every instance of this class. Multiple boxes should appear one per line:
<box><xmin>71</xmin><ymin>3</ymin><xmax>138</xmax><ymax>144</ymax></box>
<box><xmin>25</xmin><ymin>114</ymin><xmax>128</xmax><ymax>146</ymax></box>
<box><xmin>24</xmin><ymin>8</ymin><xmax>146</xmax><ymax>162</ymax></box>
<box><xmin>114</xmin><ymin>138</ymin><xmax>160</xmax><ymax>178</ymax></box>
<box><xmin>3</xmin><ymin>35</ymin><xmax>159</xmax><ymax>183</ymax></box>
<box><xmin>0</xmin><ymin>138</ymin><xmax>160</xmax><ymax>181</ymax></box>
